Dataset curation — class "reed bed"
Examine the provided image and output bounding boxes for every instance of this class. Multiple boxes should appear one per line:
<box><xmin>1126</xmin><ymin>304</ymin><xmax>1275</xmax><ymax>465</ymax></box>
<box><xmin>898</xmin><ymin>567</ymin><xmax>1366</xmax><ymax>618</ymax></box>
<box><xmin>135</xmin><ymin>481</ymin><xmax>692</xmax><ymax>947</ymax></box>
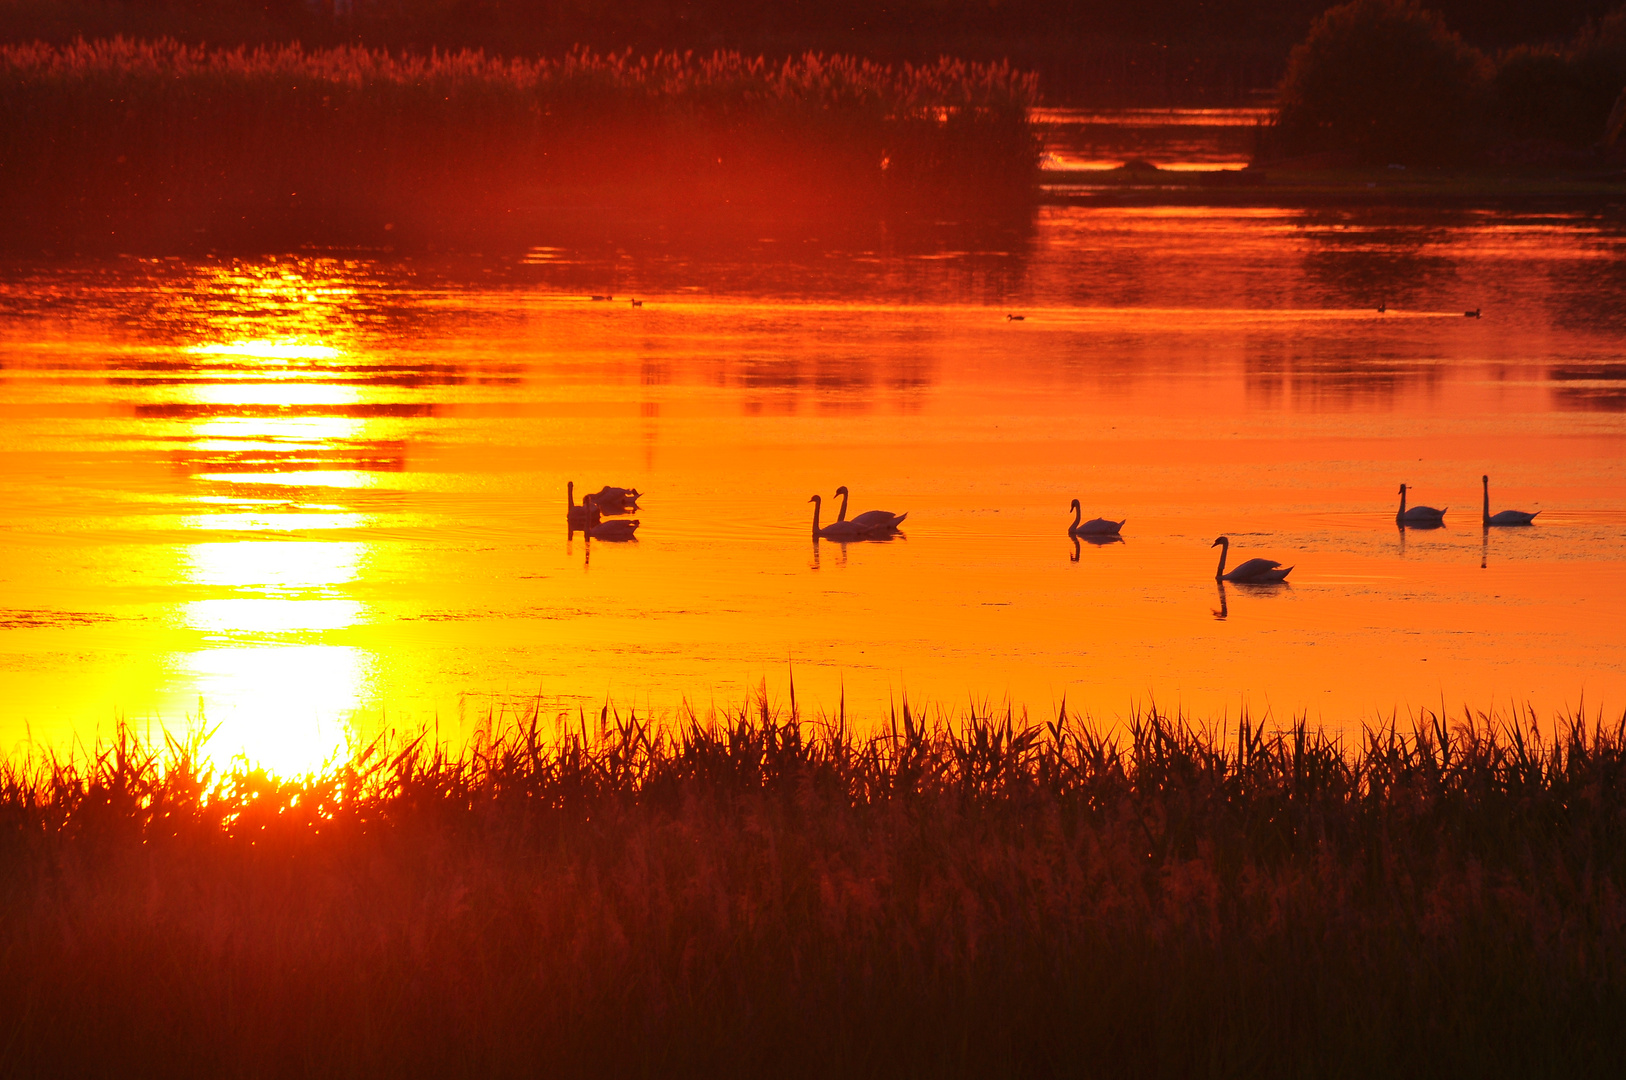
<box><xmin>3</xmin><ymin>696</ymin><xmax>1623</xmax><ymax>1077</ymax></box>
<box><xmin>0</xmin><ymin>38</ymin><xmax>1041</xmax><ymax>249</ymax></box>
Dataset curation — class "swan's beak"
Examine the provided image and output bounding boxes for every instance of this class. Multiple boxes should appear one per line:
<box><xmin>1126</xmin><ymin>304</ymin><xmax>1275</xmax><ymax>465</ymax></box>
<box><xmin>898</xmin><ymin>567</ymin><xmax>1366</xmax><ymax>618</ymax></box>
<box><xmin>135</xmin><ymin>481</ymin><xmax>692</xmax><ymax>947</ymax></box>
<box><xmin>1210</xmin><ymin>538</ymin><xmax>1222</xmax><ymax>547</ymax></box>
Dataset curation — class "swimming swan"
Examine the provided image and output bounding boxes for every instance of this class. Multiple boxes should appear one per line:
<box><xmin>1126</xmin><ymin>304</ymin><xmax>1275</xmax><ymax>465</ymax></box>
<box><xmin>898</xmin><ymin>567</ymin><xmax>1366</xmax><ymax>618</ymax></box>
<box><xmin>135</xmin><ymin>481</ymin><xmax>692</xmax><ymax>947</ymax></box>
<box><xmin>811</xmin><ymin>495</ymin><xmax>892</xmax><ymax>541</ymax></box>
<box><xmin>566</xmin><ymin>482</ymin><xmax>595</xmax><ymax>528</ymax></box>
<box><xmin>589</xmin><ymin>485</ymin><xmax>641</xmax><ymax>513</ymax></box>
<box><xmin>581</xmin><ymin>498</ymin><xmax>639</xmax><ymax>540</ymax></box>
<box><xmin>1482</xmin><ymin>475</ymin><xmax>1538</xmax><ymax>526</ymax></box>
<box><xmin>1212</xmin><ymin>536</ymin><xmax>1292</xmax><ymax>583</ymax></box>
<box><xmin>1396</xmin><ymin>484</ymin><xmax>1447</xmax><ymax>527</ymax></box>
<box><xmin>833</xmin><ymin>486</ymin><xmax>907</xmax><ymax>532</ymax></box>
<box><xmin>1068</xmin><ymin>499</ymin><xmax>1125</xmax><ymax>537</ymax></box>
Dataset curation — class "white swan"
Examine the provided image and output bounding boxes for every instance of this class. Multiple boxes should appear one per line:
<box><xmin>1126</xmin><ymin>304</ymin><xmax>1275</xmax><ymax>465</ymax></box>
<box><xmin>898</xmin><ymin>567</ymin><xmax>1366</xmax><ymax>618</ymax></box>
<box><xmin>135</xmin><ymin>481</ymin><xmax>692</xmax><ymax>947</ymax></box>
<box><xmin>1482</xmin><ymin>475</ymin><xmax>1538</xmax><ymax>526</ymax></box>
<box><xmin>1396</xmin><ymin>484</ymin><xmax>1447</xmax><ymax>527</ymax></box>
<box><xmin>1212</xmin><ymin>536</ymin><xmax>1292</xmax><ymax>583</ymax></box>
<box><xmin>833</xmin><ymin>486</ymin><xmax>907</xmax><ymax>532</ymax></box>
<box><xmin>1068</xmin><ymin>499</ymin><xmax>1124</xmax><ymax>537</ymax></box>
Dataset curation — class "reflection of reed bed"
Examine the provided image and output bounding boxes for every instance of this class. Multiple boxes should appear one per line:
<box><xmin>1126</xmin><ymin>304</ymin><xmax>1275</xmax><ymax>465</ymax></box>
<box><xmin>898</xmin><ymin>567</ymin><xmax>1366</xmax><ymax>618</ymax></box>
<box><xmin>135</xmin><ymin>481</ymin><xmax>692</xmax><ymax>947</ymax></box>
<box><xmin>3</xmin><ymin>701</ymin><xmax>1623</xmax><ymax>1075</ymax></box>
<box><xmin>0</xmin><ymin>39</ymin><xmax>1041</xmax><ymax>250</ymax></box>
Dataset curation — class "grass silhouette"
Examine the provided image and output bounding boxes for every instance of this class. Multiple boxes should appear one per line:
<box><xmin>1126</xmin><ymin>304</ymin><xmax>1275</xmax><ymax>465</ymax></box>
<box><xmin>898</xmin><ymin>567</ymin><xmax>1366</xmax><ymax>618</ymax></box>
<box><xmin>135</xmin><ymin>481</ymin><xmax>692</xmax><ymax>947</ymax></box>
<box><xmin>3</xmin><ymin>694</ymin><xmax>1624</xmax><ymax>1076</ymax></box>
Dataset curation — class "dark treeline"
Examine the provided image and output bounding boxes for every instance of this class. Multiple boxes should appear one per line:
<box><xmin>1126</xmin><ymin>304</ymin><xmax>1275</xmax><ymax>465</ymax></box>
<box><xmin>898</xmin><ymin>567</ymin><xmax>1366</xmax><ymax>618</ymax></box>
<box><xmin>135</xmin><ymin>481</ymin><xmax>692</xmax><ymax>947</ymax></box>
<box><xmin>5</xmin><ymin>0</ymin><xmax>1624</xmax><ymax>101</ymax></box>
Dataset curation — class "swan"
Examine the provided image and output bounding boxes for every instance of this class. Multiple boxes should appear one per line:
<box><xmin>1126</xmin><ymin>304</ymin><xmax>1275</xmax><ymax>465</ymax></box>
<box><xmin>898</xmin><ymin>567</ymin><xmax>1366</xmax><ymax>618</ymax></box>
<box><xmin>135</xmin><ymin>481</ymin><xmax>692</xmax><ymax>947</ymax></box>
<box><xmin>810</xmin><ymin>495</ymin><xmax>885</xmax><ymax>541</ymax></box>
<box><xmin>580</xmin><ymin>498</ymin><xmax>638</xmax><ymax>540</ymax></box>
<box><xmin>1212</xmin><ymin>536</ymin><xmax>1292</xmax><ymax>583</ymax></box>
<box><xmin>833</xmin><ymin>486</ymin><xmax>907</xmax><ymax>532</ymax></box>
<box><xmin>1396</xmin><ymin>484</ymin><xmax>1446</xmax><ymax>527</ymax></box>
<box><xmin>1006</xmin><ymin>314</ymin><xmax>1025</xmax><ymax>322</ymax></box>
<box><xmin>566</xmin><ymin>482</ymin><xmax>595</xmax><ymax>528</ymax></box>
<box><xmin>1482</xmin><ymin>475</ymin><xmax>1538</xmax><ymax>526</ymax></box>
<box><xmin>589</xmin><ymin>485</ymin><xmax>641</xmax><ymax>512</ymax></box>
<box><xmin>1068</xmin><ymin>499</ymin><xmax>1125</xmax><ymax>537</ymax></box>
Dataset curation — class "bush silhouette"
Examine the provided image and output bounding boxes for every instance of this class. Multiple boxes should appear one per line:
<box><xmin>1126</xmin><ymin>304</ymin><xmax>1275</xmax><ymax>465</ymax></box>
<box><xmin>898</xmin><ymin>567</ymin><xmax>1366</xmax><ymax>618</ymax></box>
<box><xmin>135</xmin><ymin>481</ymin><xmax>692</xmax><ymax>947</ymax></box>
<box><xmin>1273</xmin><ymin>0</ymin><xmax>1488</xmax><ymax>164</ymax></box>
<box><xmin>1492</xmin><ymin>7</ymin><xmax>1626</xmax><ymax>148</ymax></box>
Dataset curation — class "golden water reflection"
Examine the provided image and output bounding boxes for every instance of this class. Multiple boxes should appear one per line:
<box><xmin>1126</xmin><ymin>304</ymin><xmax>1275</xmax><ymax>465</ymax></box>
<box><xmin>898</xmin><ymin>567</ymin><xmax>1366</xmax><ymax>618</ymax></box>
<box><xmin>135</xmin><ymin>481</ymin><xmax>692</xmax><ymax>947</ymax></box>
<box><xmin>2</xmin><ymin>209</ymin><xmax>1624</xmax><ymax>774</ymax></box>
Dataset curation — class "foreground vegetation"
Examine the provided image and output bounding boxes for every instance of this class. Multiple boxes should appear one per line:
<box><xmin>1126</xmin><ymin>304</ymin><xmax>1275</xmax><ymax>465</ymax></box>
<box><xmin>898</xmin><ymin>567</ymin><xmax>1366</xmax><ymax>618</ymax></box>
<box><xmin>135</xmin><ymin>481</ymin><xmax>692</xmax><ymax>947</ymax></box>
<box><xmin>3</xmin><ymin>699</ymin><xmax>1623</xmax><ymax>1077</ymax></box>
<box><xmin>0</xmin><ymin>39</ymin><xmax>1040</xmax><ymax>249</ymax></box>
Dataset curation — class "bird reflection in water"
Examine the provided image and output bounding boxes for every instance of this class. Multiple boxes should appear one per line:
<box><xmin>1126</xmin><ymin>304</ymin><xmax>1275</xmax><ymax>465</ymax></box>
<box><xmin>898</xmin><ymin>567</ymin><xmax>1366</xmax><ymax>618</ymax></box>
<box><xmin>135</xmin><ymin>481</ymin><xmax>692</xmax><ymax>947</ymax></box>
<box><xmin>1212</xmin><ymin>581</ymin><xmax>1228</xmax><ymax>620</ymax></box>
<box><xmin>1069</xmin><ymin>533</ymin><xmax>1124</xmax><ymax>562</ymax></box>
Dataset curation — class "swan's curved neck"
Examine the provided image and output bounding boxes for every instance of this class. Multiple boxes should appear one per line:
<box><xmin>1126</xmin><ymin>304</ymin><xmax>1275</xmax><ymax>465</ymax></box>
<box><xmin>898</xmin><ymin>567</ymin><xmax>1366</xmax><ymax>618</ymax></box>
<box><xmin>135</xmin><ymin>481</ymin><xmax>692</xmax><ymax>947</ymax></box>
<box><xmin>1482</xmin><ymin>479</ymin><xmax>1490</xmax><ymax>524</ymax></box>
<box><xmin>1071</xmin><ymin>503</ymin><xmax>1081</xmax><ymax>531</ymax></box>
<box><xmin>1214</xmin><ymin>539</ymin><xmax>1228</xmax><ymax>580</ymax></box>
<box><xmin>836</xmin><ymin>489</ymin><xmax>849</xmax><ymax>523</ymax></box>
<box><xmin>810</xmin><ymin>498</ymin><xmax>821</xmax><ymax>537</ymax></box>
<box><xmin>568</xmin><ymin>481</ymin><xmax>575</xmax><ymax>510</ymax></box>
<box><xmin>1397</xmin><ymin>486</ymin><xmax>1406</xmax><ymax>519</ymax></box>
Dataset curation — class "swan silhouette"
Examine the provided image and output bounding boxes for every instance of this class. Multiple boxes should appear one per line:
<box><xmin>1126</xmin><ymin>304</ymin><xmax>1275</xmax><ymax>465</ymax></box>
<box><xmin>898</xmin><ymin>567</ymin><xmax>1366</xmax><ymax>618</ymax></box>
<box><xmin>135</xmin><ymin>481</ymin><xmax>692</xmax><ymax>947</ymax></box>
<box><xmin>1068</xmin><ymin>498</ymin><xmax>1125</xmax><ymax>537</ymax></box>
<box><xmin>1396</xmin><ymin>484</ymin><xmax>1446</xmax><ymax>527</ymax></box>
<box><xmin>588</xmin><ymin>485</ymin><xmax>641</xmax><ymax>513</ymax></box>
<box><xmin>833</xmin><ymin>486</ymin><xmax>907</xmax><ymax>532</ymax></box>
<box><xmin>810</xmin><ymin>495</ymin><xmax>891</xmax><ymax>541</ymax></box>
<box><xmin>1212</xmin><ymin>536</ymin><xmax>1292</xmax><ymax>583</ymax></box>
<box><xmin>1482</xmin><ymin>475</ymin><xmax>1538</xmax><ymax>526</ymax></box>
<box><xmin>581</xmin><ymin>498</ymin><xmax>639</xmax><ymax>540</ymax></box>
<box><xmin>566</xmin><ymin>482</ymin><xmax>595</xmax><ymax>528</ymax></box>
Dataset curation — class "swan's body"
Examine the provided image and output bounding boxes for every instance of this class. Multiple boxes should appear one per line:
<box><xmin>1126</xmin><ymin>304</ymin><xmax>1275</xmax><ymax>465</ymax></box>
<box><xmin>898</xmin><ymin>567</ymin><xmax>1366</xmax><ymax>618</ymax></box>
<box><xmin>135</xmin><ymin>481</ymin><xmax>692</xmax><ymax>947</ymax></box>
<box><xmin>811</xmin><ymin>495</ymin><xmax>893</xmax><ymax>541</ymax></box>
<box><xmin>1212</xmin><ymin>536</ymin><xmax>1292</xmax><ymax>583</ymax></box>
<box><xmin>1396</xmin><ymin>484</ymin><xmax>1447</xmax><ymax>527</ymax></box>
<box><xmin>1482</xmin><ymin>475</ymin><xmax>1538</xmax><ymax>526</ymax></box>
<box><xmin>1068</xmin><ymin>499</ymin><xmax>1125</xmax><ymax>537</ymax></box>
<box><xmin>589</xmin><ymin>485</ymin><xmax>641</xmax><ymax>513</ymax></box>
<box><xmin>833</xmin><ymin>487</ymin><xmax>907</xmax><ymax>533</ymax></box>
<box><xmin>580</xmin><ymin>498</ymin><xmax>639</xmax><ymax>540</ymax></box>
<box><xmin>566</xmin><ymin>482</ymin><xmax>595</xmax><ymax>527</ymax></box>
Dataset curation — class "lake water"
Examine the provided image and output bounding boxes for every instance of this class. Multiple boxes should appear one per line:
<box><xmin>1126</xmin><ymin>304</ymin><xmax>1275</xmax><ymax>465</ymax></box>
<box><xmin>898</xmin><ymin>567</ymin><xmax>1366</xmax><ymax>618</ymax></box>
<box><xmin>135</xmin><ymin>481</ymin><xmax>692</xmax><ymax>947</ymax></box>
<box><xmin>4</xmin><ymin>199</ymin><xmax>1625</xmax><ymax>771</ymax></box>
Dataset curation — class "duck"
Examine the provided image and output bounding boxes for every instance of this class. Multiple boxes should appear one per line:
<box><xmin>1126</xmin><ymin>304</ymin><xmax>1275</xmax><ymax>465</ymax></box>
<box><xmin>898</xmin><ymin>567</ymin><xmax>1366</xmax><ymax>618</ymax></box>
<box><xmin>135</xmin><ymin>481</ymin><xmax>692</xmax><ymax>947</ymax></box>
<box><xmin>1482</xmin><ymin>474</ymin><xmax>1538</xmax><ymax>526</ymax></box>
<box><xmin>1465</xmin><ymin>308</ymin><xmax>1481</xmax><ymax>318</ymax></box>
<box><xmin>630</xmin><ymin>299</ymin><xmax>643</xmax><ymax>308</ymax></box>
<box><xmin>1212</xmin><ymin>536</ymin><xmax>1292</xmax><ymax>583</ymax></box>
<box><xmin>1396</xmin><ymin>484</ymin><xmax>1447</xmax><ymax>527</ymax></box>
<box><xmin>832</xmin><ymin>486</ymin><xmax>907</xmax><ymax>532</ymax></box>
<box><xmin>1377</xmin><ymin>301</ymin><xmax>1387</xmax><ymax>313</ymax></box>
<box><xmin>1068</xmin><ymin>498</ymin><xmax>1124</xmax><ymax>537</ymax></box>
<box><xmin>1006</xmin><ymin>314</ymin><xmax>1025</xmax><ymax>322</ymax></box>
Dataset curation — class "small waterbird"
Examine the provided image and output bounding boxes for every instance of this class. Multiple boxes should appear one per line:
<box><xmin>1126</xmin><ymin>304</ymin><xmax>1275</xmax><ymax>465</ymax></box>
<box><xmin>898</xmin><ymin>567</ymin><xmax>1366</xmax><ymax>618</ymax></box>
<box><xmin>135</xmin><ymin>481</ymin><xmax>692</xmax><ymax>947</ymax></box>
<box><xmin>1211</xmin><ymin>536</ymin><xmax>1292</xmax><ymax>583</ymax></box>
<box><xmin>630</xmin><ymin>299</ymin><xmax>643</xmax><ymax>307</ymax></box>
<box><xmin>1465</xmin><ymin>308</ymin><xmax>1481</xmax><ymax>318</ymax></box>
<box><xmin>1068</xmin><ymin>498</ymin><xmax>1124</xmax><ymax>537</ymax></box>
<box><xmin>833</xmin><ymin>486</ymin><xmax>907</xmax><ymax>532</ymax></box>
<box><xmin>1396</xmin><ymin>484</ymin><xmax>1447</xmax><ymax>527</ymax></box>
<box><xmin>1377</xmin><ymin>301</ymin><xmax>1386</xmax><ymax>313</ymax></box>
<box><xmin>590</xmin><ymin>294</ymin><xmax>614</xmax><ymax>301</ymax></box>
<box><xmin>1006</xmin><ymin>314</ymin><xmax>1025</xmax><ymax>322</ymax></box>
<box><xmin>1482</xmin><ymin>475</ymin><xmax>1539</xmax><ymax>526</ymax></box>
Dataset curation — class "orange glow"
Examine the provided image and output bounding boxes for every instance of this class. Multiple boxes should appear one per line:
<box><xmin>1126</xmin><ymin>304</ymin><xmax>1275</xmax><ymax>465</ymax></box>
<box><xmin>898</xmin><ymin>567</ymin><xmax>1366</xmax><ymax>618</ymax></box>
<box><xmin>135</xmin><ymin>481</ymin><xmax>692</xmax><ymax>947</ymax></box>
<box><xmin>1</xmin><ymin>210</ymin><xmax>1624</xmax><ymax>773</ymax></box>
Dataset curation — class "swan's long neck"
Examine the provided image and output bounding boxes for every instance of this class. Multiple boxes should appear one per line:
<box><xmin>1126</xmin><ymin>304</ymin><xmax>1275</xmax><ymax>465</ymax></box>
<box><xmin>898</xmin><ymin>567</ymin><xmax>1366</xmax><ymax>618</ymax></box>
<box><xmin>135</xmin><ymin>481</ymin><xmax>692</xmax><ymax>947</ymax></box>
<box><xmin>811</xmin><ymin>497</ymin><xmax>821</xmax><ymax>538</ymax></box>
<box><xmin>835</xmin><ymin>489</ymin><xmax>849</xmax><ymax>523</ymax></box>
<box><xmin>1482</xmin><ymin>479</ymin><xmax>1491</xmax><ymax>525</ymax></box>
<box><xmin>1215</xmin><ymin>539</ymin><xmax>1228</xmax><ymax>580</ymax></box>
<box><xmin>568</xmin><ymin>481</ymin><xmax>575</xmax><ymax>510</ymax></box>
<box><xmin>1397</xmin><ymin>486</ymin><xmax>1407</xmax><ymax>522</ymax></box>
<box><xmin>1071</xmin><ymin>503</ymin><xmax>1081</xmax><ymax>532</ymax></box>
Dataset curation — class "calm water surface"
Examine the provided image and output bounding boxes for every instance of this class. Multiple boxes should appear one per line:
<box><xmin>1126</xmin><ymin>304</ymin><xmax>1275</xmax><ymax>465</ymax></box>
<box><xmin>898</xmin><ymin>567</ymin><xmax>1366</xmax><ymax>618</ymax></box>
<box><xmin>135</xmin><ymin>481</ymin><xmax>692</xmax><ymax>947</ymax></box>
<box><xmin>4</xmin><ymin>204</ymin><xmax>1625</xmax><ymax>770</ymax></box>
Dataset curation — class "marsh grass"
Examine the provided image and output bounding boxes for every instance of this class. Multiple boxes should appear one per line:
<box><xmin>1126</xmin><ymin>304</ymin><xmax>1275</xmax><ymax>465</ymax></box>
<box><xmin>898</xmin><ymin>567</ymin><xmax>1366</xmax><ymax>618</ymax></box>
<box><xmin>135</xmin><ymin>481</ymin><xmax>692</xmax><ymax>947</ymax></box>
<box><xmin>3</xmin><ymin>695</ymin><xmax>1625</xmax><ymax>1077</ymax></box>
<box><xmin>0</xmin><ymin>38</ymin><xmax>1041</xmax><ymax>250</ymax></box>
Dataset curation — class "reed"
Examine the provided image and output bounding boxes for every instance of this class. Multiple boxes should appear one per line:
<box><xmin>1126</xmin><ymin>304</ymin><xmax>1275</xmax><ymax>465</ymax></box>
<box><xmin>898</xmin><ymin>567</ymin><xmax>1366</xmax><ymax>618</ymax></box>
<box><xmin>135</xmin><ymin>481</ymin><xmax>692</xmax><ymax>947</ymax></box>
<box><xmin>0</xmin><ymin>38</ymin><xmax>1041</xmax><ymax>250</ymax></box>
<box><xmin>3</xmin><ymin>697</ymin><xmax>1624</xmax><ymax>1077</ymax></box>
